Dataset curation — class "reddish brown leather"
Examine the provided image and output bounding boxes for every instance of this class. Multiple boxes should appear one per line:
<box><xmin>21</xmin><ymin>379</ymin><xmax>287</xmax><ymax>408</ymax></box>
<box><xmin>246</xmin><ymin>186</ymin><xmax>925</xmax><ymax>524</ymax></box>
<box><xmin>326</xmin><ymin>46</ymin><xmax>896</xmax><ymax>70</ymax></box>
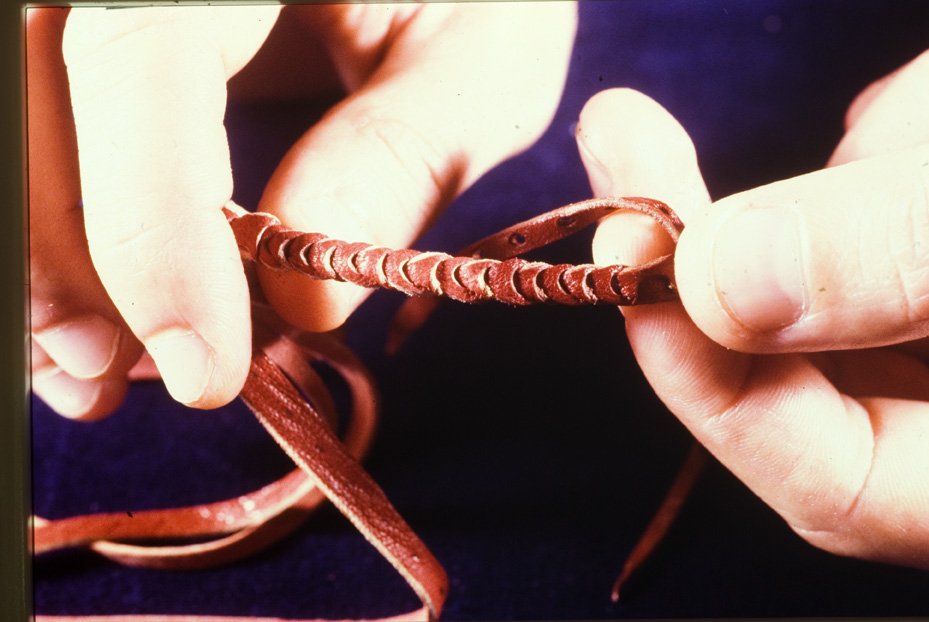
<box><xmin>243</xmin><ymin>353</ymin><xmax>447</xmax><ymax>619</ymax></box>
<box><xmin>34</xmin><ymin>303</ymin><xmax>445</xmax><ymax>620</ymax></box>
<box><xmin>33</xmin><ymin>469</ymin><xmax>321</xmax><ymax>568</ymax></box>
<box><xmin>223</xmin><ymin>196</ymin><xmax>683</xmax><ymax>307</ymax></box>
<box><xmin>243</xmin><ymin>314</ymin><xmax>447</xmax><ymax>620</ymax></box>
<box><xmin>33</xmin><ymin>307</ymin><xmax>382</xmax><ymax>571</ymax></box>
<box><xmin>381</xmin><ymin>197</ymin><xmax>683</xmax><ymax>352</ymax></box>
<box><xmin>611</xmin><ymin>440</ymin><xmax>707</xmax><ymax>601</ymax></box>
<box><xmin>33</xmin><ymin>198</ymin><xmax>685</xmax><ymax>621</ymax></box>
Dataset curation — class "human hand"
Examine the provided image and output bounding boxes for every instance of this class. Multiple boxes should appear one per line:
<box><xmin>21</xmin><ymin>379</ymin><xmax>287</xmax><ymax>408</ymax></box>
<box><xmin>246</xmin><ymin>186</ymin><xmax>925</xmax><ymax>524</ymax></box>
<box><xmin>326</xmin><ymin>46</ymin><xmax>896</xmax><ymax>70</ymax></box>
<box><xmin>576</xmin><ymin>52</ymin><xmax>929</xmax><ymax>570</ymax></box>
<box><xmin>27</xmin><ymin>4</ymin><xmax>577</xmax><ymax>420</ymax></box>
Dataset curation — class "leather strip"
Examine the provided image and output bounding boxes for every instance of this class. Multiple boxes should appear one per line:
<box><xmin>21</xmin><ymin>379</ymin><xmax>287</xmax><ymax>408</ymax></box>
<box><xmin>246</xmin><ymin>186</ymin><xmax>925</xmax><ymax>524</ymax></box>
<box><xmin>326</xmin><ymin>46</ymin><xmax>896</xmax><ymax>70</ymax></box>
<box><xmin>611</xmin><ymin>441</ymin><xmax>708</xmax><ymax>601</ymax></box>
<box><xmin>34</xmin><ymin>303</ymin><xmax>445</xmax><ymax>620</ymax></box>
<box><xmin>245</xmin><ymin>307</ymin><xmax>447</xmax><ymax>620</ymax></box>
<box><xmin>33</xmin><ymin>308</ymin><xmax>380</xmax><ymax>570</ymax></box>
<box><xmin>33</xmin><ymin>469</ymin><xmax>321</xmax><ymax>568</ymax></box>
<box><xmin>242</xmin><ymin>353</ymin><xmax>447</xmax><ymax>620</ymax></box>
<box><xmin>34</xmin><ymin>197</ymin><xmax>686</xmax><ymax>621</ymax></box>
<box><xmin>223</xmin><ymin>196</ymin><xmax>683</xmax><ymax>307</ymax></box>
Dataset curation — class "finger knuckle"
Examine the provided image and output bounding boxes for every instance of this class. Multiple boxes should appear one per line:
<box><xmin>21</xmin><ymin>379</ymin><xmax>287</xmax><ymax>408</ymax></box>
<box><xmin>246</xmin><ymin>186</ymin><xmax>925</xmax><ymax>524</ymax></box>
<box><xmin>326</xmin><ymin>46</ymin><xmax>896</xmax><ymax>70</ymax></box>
<box><xmin>350</xmin><ymin>112</ymin><xmax>457</xmax><ymax>228</ymax></box>
<box><xmin>891</xmin><ymin>156</ymin><xmax>929</xmax><ymax>324</ymax></box>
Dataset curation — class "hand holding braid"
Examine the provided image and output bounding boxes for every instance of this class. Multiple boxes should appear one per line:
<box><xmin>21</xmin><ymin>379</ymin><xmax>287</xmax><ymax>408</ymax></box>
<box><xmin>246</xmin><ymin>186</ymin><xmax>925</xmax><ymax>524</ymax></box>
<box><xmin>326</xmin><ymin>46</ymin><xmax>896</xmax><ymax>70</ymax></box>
<box><xmin>582</xmin><ymin>86</ymin><xmax>929</xmax><ymax>575</ymax></box>
<box><xmin>29</xmin><ymin>4</ymin><xmax>577</xmax><ymax>419</ymax></box>
<box><xmin>34</xmin><ymin>197</ymin><xmax>686</xmax><ymax>622</ymax></box>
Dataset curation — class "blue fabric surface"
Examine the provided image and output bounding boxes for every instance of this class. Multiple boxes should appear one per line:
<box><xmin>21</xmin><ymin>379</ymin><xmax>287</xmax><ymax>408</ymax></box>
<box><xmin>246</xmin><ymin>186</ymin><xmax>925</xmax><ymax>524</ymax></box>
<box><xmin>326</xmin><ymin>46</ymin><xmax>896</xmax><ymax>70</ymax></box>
<box><xmin>33</xmin><ymin>1</ymin><xmax>929</xmax><ymax>619</ymax></box>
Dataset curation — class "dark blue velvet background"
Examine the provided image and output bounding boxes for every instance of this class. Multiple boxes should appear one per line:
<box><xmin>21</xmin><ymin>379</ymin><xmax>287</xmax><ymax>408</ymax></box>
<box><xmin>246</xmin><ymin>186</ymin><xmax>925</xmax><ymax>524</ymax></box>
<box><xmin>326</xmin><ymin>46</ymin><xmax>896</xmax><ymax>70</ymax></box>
<box><xmin>32</xmin><ymin>1</ymin><xmax>929</xmax><ymax>619</ymax></box>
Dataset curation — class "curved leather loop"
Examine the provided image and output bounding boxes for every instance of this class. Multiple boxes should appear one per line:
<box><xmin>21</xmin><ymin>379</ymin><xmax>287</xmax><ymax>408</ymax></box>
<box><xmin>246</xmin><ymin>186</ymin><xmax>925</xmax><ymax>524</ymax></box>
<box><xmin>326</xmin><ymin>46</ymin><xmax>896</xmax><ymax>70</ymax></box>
<box><xmin>384</xmin><ymin>197</ymin><xmax>683</xmax><ymax>351</ymax></box>
<box><xmin>33</xmin><ymin>305</ymin><xmax>378</xmax><ymax>570</ymax></box>
<box><xmin>34</xmin><ymin>198</ymin><xmax>686</xmax><ymax>621</ymax></box>
<box><xmin>223</xmin><ymin>197</ymin><xmax>683</xmax><ymax>307</ymax></box>
<box><xmin>34</xmin><ymin>301</ymin><xmax>446</xmax><ymax>620</ymax></box>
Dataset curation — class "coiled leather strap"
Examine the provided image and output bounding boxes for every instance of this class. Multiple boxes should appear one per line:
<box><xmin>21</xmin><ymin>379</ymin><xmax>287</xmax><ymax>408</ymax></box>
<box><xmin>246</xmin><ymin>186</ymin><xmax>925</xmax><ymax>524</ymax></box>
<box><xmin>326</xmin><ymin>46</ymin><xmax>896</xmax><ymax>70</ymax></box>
<box><xmin>34</xmin><ymin>197</ymin><xmax>685</xmax><ymax>621</ymax></box>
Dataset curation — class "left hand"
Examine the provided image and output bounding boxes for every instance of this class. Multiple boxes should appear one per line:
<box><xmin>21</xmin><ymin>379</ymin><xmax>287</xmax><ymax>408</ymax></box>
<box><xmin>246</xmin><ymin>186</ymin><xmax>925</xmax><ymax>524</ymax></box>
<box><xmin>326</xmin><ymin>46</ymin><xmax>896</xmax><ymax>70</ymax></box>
<box><xmin>28</xmin><ymin>4</ymin><xmax>577</xmax><ymax>419</ymax></box>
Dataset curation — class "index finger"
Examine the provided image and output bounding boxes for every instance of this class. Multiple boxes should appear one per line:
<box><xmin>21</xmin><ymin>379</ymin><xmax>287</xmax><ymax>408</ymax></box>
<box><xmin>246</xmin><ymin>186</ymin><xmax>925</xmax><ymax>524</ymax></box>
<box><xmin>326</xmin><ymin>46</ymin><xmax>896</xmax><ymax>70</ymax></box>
<box><xmin>675</xmin><ymin>146</ymin><xmax>929</xmax><ymax>354</ymax></box>
<box><xmin>256</xmin><ymin>2</ymin><xmax>578</xmax><ymax>332</ymax></box>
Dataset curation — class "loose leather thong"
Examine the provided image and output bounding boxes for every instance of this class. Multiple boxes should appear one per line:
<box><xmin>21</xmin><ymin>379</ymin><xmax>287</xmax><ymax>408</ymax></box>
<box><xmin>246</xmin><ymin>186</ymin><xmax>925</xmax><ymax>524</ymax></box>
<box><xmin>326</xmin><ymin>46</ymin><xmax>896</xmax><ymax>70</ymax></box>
<box><xmin>33</xmin><ymin>197</ymin><xmax>697</xmax><ymax>621</ymax></box>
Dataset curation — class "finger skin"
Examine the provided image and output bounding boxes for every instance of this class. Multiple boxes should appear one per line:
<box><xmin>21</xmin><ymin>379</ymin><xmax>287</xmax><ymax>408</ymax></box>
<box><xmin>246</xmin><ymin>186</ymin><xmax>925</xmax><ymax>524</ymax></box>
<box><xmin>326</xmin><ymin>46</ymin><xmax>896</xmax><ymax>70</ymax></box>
<box><xmin>580</xmin><ymin>88</ymin><xmax>929</xmax><ymax>569</ymax></box>
<box><xmin>679</xmin><ymin>48</ymin><xmax>929</xmax><ymax>355</ymax></box>
<box><xmin>831</xmin><ymin>49</ymin><xmax>929</xmax><ymax>166</ymax></box>
<box><xmin>675</xmin><ymin>145</ymin><xmax>929</xmax><ymax>354</ymax></box>
<box><xmin>27</xmin><ymin>7</ymin><xmax>143</xmax><ymax>420</ymax></box>
<box><xmin>624</xmin><ymin>302</ymin><xmax>929</xmax><ymax>568</ymax></box>
<box><xmin>61</xmin><ymin>7</ymin><xmax>279</xmax><ymax>408</ymax></box>
<box><xmin>577</xmin><ymin>88</ymin><xmax>709</xmax><ymax>267</ymax></box>
<box><xmin>256</xmin><ymin>2</ymin><xmax>578</xmax><ymax>332</ymax></box>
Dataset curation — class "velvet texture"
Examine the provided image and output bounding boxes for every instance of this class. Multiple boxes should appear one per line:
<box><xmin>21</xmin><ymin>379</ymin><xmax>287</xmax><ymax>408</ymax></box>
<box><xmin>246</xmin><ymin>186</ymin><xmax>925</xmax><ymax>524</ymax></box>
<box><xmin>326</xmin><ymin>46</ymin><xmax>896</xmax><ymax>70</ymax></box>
<box><xmin>33</xmin><ymin>1</ymin><xmax>929</xmax><ymax>619</ymax></box>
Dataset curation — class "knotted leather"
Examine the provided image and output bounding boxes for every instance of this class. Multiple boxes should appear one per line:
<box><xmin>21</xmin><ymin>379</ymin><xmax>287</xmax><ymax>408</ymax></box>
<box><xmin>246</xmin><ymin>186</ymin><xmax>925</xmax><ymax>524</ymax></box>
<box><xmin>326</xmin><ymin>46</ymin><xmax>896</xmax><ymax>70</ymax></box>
<box><xmin>33</xmin><ymin>197</ymin><xmax>687</xmax><ymax>621</ymax></box>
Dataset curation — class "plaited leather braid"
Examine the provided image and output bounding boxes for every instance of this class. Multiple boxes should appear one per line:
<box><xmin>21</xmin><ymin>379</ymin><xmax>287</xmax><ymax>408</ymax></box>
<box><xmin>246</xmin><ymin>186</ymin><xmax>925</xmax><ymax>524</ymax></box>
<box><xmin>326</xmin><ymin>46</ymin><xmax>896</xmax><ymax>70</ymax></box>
<box><xmin>223</xmin><ymin>196</ymin><xmax>683</xmax><ymax>307</ymax></box>
<box><xmin>34</xmin><ymin>197</ymin><xmax>688</xmax><ymax>622</ymax></box>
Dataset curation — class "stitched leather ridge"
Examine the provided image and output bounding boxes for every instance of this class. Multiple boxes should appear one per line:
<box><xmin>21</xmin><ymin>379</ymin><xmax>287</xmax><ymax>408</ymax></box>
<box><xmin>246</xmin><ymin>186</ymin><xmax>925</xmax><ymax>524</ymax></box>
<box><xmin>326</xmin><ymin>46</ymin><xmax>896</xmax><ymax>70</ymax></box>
<box><xmin>223</xmin><ymin>196</ymin><xmax>683</xmax><ymax>307</ymax></box>
<box><xmin>383</xmin><ymin>196</ymin><xmax>683</xmax><ymax>351</ymax></box>
<box><xmin>34</xmin><ymin>198</ymin><xmax>685</xmax><ymax>621</ymax></box>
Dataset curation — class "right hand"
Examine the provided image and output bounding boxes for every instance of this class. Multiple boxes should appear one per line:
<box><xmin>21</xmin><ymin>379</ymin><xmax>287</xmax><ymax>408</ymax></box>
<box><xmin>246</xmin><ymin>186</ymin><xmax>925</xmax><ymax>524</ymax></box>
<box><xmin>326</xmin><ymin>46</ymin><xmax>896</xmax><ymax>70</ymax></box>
<box><xmin>580</xmin><ymin>48</ymin><xmax>929</xmax><ymax>569</ymax></box>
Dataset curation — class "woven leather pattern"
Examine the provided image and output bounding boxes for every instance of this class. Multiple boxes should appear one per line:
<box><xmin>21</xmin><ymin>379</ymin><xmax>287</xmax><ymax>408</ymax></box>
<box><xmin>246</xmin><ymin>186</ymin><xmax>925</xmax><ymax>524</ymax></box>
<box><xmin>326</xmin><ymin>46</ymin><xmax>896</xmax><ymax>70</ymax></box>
<box><xmin>224</xmin><ymin>197</ymin><xmax>683</xmax><ymax>307</ymax></box>
<box><xmin>34</xmin><ymin>198</ymin><xmax>684</xmax><ymax>622</ymax></box>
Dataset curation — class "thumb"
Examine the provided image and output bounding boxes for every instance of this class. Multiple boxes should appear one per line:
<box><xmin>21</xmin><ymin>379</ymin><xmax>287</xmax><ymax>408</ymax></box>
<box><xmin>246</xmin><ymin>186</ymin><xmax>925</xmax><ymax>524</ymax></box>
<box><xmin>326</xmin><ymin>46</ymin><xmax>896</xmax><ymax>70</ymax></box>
<box><xmin>676</xmin><ymin>144</ymin><xmax>929</xmax><ymax>353</ymax></box>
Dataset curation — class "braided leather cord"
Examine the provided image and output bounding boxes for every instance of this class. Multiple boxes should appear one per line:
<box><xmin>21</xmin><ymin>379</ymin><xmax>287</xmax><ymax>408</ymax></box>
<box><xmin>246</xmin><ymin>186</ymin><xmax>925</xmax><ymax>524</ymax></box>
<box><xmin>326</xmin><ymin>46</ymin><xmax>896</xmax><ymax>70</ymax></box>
<box><xmin>34</xmin><ymin>198</ymin><xmax>686</xmax><ymax>622</ymax></box>
<box><xmin>34</xmin><ymin>305</ymin><xmax>444</xmax><ymax>622</ymax></box>
<box><xmin>223</xmin><ymin>196</ymin><xmax>684</xmax><ymax>307</ymax></box>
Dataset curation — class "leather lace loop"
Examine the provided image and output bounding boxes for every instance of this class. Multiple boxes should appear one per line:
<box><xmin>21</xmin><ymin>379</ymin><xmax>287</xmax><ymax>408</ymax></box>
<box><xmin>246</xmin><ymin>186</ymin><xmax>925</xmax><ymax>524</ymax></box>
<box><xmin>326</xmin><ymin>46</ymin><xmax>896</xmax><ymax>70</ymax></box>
<box><xmin>34</xmin><ymin>198</ymin><xmax>686</xmax><ymax>621</ymax></box>
<box><xmin>223</xmin><ymin>196</ymin><xmax>684</xmax><ymax>307</ymax></box>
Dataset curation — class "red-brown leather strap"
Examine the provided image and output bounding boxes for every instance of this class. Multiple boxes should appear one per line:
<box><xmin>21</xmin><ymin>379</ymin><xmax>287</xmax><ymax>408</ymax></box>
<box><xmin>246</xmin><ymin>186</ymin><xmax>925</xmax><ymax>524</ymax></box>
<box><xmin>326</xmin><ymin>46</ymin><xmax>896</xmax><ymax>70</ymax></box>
<box><xmin>611</xmin><ymin>440</ymin><xmax>708</xmax><ymax>601</ymax></box>
<box><xmin>33</xmin><ymin>308</ymin><xmax>381</xmax><ymax>567</ymax></box>
<box><xmin>34</xmin><ymin>198</ymin><xmax>686</xmax><ymax>621</ymax></box>
<box><xmin>383</xmin><ymin>197</ymin><xmax>682</xmax><ymax>351</ymax></box>
<box><xmin>244</xmin><ymin>307</ymin><xmax>447</xmax><ymax>620</ymax></box>
<box><xmin>223</xmin><ymin>197</ymin><xmax>683</xmax><ymax>307</ymax></box>
<box><xmin>242</xmin><ymin>353</ymin><xmax>447</xmax><ymax>620</ymax></box>
<box><xmin>33</xmin><ymin>309</ymin><xmax>446</xmax><ymax>620</ymax></box>
<box><xmin>32</xmin><ymin>469</ymin><xmax>321</xmax><ymax>569</ymax></box>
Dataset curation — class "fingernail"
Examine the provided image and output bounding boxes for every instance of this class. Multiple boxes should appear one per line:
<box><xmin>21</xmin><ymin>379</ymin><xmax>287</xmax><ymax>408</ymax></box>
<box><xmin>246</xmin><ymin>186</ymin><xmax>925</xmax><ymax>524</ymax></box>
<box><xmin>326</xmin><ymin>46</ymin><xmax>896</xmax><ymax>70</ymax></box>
<box><xmin>145</xmin><ymin>328</ymin><xmax>215</xmax><ymax>405</ymax></box>
<box><xmin>712</xmin><ymin>207</ymin><xmax>808</xmax><ymax>332</ymax></box>
<box><xmin>37</xmin><ymin>368</ymin><xmax>103</xmax><ymax>419</ymax></box>
<box><xmin>576</xmin><ymin>129</ymin><xmax>615</xmax><ymax>195</ymax></box>
<box><xmin>33</xmin><ymin>315</ymin><xmax>121</xmax><ymax>379</ymax></box>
